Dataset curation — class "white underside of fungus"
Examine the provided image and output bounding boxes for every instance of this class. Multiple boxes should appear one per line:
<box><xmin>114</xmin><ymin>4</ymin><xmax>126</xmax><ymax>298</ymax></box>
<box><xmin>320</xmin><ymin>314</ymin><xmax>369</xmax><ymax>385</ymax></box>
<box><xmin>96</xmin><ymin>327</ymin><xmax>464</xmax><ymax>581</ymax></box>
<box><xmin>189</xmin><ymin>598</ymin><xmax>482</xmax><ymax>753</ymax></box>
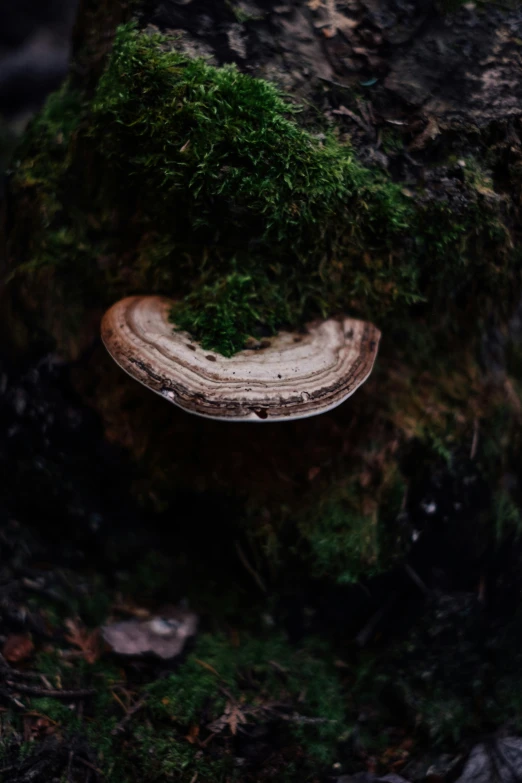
<box><xmin>101</xmin><ymin>296</ymin><xmax>381</xmax><ymax>422</ymax></box>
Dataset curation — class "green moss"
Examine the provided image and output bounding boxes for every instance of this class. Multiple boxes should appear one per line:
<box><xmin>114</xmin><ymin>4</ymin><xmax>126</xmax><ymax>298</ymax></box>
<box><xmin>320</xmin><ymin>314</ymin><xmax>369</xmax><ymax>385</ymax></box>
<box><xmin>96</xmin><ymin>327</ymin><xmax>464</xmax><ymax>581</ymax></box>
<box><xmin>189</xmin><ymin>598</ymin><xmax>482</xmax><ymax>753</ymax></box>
<box><xmin>146</xmin><ymin>631</ymin><xmax>345</xmax><ymax>765</ymax></box>
<box><xmin>9</xmin><ymin>23</ymin><xmax>515</xmax><ymax>356</ymax></box>
<box><xmin>89</xmin><ymin>26</ymin><xmax>406</xmax><ymax>254</ymax></box>
<box><xmin>354</xmin><ymin>596</ymin><xmax>522</xmax><ymax>749</ymax></box>
<box><xmin>225</xmin><ymin>0</ymin><xmax>264</xmax><ymax>23</ymax></box>
<box><xmin>3</xmin><ymin>631</ymin><xmax>345</xmax><ymax>782</ymax></box>
<box><xmin>171</xmin><ymin>270</ymin><xmax>290</xmax><ymax>356</ymax></box>
<box><xmin>493</xmin><ymin>490</ymin><xmax>522</xmax><ymax>542</ymax></box>
<box><xmin>297</xmin><ymin>469</ymin><xmax>406</xmax><ymax>584</ymax></box>
<box><xmin>379</xmin><ymin>126</ymin><xmax>404</xmax><ymax>155</ymax></box>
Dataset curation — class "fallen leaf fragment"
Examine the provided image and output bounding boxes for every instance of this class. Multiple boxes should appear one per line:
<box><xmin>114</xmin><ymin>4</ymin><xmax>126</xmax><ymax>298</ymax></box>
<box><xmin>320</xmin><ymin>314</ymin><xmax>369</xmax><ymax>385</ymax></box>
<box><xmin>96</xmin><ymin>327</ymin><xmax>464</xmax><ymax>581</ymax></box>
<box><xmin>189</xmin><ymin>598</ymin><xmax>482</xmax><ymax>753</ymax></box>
<box><xmin>194</xmin><ymin>658</ymin><xmax>220</xmax><ymax>676</ymax></box>
<box><xmin>102</xmin><ymin>606</ymin><xmax>198</xmax><ymax>660</ymax></box>
<box><xmin>207</xmin><ymin>700</ymin><xmax>249</xmax><ymax>736</ymax></box>
<box><xmin>65</xmin><ymin>618</ymin><xmax>101</xmax><ymax>664</ymax></box>
<box><xmin>3</xmin><ymin>634</ymin><xmax>34</xmax><ymax>663</ymax></box>
<box><xmin>185</xmin><ymin>724</ymin><xmax>200</xmax><ymax>744</ymax></box>
<box><xmin>23</xmin><ymin>712</ymin><xmax>57</xmax><ymax>740</ymax></box>
<box><xmin>408</xmin><ymin>116</ymin><xmax>440</xmax><ymax>151</ymax></box>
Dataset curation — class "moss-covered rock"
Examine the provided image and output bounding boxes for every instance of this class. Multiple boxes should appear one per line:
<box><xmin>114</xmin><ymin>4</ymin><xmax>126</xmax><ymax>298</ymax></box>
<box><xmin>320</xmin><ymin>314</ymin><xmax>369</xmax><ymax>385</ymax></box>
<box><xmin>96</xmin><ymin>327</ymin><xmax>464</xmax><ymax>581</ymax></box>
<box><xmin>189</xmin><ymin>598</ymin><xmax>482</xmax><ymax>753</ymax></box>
<box><xmin>3</xmin><ymin>16</ymin><xmax>522</xmax><ymax>598</ymax></box>
<box><xmin>3</xmin><ymin>5</ymin><xmax>522</xmax><ymax>783</ymax></box>
<box><xmin>7</xmin><ymin>24</ymin><xmax>517</xmax><ymax>356</ymax></box>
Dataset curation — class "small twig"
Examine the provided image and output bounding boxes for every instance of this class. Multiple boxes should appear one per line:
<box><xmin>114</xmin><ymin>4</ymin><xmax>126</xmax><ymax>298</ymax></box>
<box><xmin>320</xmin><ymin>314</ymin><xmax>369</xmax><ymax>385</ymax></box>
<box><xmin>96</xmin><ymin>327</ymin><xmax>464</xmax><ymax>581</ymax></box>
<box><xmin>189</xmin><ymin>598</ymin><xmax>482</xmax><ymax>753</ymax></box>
<box><xmin>332</xmin><ymin>106</ymin><xmax>371</xmax><ymax>132</ymax></box>
<box><xmin>470</xmin><ymin>417</ymin><xmax>479</xmax><ymax>460</ymax></box>
<box><xmin>318</xmin><ymin>76</ymin><xmax>352</xmax><ymax>91</ymax></box>
<box><xmin>6</xmin><ymin>681</ymin><xmax>96</xmax><ymax>699</ymax></box>
<box><xmin>279</xmin><ymin>712</ymin><xmax>337</xmax><ymax>725</ymax></box>
<box><xmin>217</xmin><ymin>684</ymin><xmax>236</xmax><ymax>701</ymax></box>
<box><xmin>0</xmin><ymin>687</ymin><xmax>26</xmax><ymax>709</ymax></box>
<box><xmin>504</xmin><ymin>378</ymin><xmax>522</xmax><ymax>419</ymax></box>
<box><xmin>404</xmin><ymin>563</ymin><xmax>430</xmax><ymax>596</ymax></box>
<box><xmin>0</xmin><ymin>764</ymin><xmax>18</xmax><ymax>774</ymax></box>
<box><xmin>21</xmin><ymin>577</ymin><xmax>70</xmax><ymax>605</ymax></box>
<box><xmin>356</xmin><ymin>98</ymin><xmax>375</xmax><ymax>131</ymax></box>
<box><xmin>199</xmin><ymin>732</ymin><xmax>217</xmax><ymax>748</ymax></box>
<box><xmin>67</xmin><ymin>750</ymin><xmax>74</xmax><ymax>783</ymax></box>
<box><xmin>111</xmin><ymin>695</ymin><xmax>148</xmax><ymax>735</ymax></box>
<box><xmin>478</xmin><ymin>571</ymin><xmax>486</xmax><ymax>604</ymax></box>
<box><xmin>357</xmin><ymin>581</ymin><xmax>372</xmax><ymax>600</ymax></box>
<box><xmin>75</xmin><ymin>756</ymin><xmax>104</xmax><ymax>778</ymax></box>
<box><xmin>400</xmin><ymin>482</ymin><xmax>409</xmax><ymax>512</ymax></box>
<box><xmin>110</xmin><ymin>689</ymin><xmax>128</xmax><ymax>715</ymax></box>
<box><xmin>0</xmin><ymin>654</ymin><xmax>52</xmax><ymax>686</ymax></box>
<box><xmin>268</xmin><ymin>660</ymin><xmax>289</xmax><ymax>677</ymax></box>
<box><xmin>403</xmin><ymin>152</ymin><xmax>424</xmax><ymax>167</ymax></box>
<box><xmin>356</xmin><ymin>592</ymin><xmax>399</xmax><ymax>646</ymax></box>
<box><xmin>234</xmin><ymin>541</ymin><xmax>267</xmax><ymax>594</ymax></box>
<box><xmin>23</xmin><ymin>710</ymin><xmax>59</xmax><ymax>726</ymax></box>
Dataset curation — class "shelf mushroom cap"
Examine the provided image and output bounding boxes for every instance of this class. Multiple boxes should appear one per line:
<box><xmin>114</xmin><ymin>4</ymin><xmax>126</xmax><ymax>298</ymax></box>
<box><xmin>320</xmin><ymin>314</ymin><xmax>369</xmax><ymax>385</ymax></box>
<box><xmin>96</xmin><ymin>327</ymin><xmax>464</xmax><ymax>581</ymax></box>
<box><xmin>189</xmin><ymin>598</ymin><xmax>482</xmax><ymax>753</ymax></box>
<box><xmin>101</xmin><ymin>296</ymin><xmax>381</xmax><ymax>422</ymax></box>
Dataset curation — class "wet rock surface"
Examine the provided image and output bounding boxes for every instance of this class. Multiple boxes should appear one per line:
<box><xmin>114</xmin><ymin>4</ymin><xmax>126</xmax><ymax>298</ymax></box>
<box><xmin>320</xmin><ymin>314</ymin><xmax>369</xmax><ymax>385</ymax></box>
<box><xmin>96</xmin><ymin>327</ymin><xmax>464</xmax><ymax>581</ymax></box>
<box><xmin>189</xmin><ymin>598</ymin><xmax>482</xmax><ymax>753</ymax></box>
<box><xmin>136</xmin><ymin>0</ymin><xmax>522</xmax><ymax>229</ymax></box>
<box><xmin>142</xmin><ymin>0</ymin><xmax>522</xmax><ymax>124</ymax></box>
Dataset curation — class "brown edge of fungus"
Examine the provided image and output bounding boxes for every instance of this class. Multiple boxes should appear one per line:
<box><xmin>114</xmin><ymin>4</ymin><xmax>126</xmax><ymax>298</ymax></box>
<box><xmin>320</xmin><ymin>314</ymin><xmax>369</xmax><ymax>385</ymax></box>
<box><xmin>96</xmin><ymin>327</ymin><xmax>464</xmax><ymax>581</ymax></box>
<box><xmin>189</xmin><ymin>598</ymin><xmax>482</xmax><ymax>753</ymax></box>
<box><xmin>101</xmin><ymin>296</ymin><xmax>381</xmax><ymax>422</ymax></box>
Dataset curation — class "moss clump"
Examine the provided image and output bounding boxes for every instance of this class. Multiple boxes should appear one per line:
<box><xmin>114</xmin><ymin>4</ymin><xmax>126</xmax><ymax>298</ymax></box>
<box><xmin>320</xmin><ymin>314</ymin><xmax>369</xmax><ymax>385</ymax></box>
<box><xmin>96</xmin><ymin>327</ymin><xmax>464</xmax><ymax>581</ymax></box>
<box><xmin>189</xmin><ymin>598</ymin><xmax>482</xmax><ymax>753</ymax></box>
<box><xmin>349</xmin><ymin>593</ymin><xmax>522</xmax><ymax>748</ymax></box>
<box><xmin>83</xmin><ymin>22</ymin><xmax>419</xmax><ymax>350</ymax></box>
<box><xmin>90</xmin><ymin>27</ymin><xmax>369</xmax><ymax>250</ymax></box>
<box><xmin>9</xmin><ymin>23</ymin><xmax>515</xmax><ymax>356</ymax></box>
<box><xmin>146</xmin><ymin>633</ymin><xmax>345</xmax><ymax>764</ymax></box>
<box><xmin>170</xmin><ymin>270</ymin><xmax>290</xmax><ymax>356</ymax></box>
<box><xmin>297</xmin><ymin>468</ymin><xmax>406</xmax><ymax>584</ymax></box>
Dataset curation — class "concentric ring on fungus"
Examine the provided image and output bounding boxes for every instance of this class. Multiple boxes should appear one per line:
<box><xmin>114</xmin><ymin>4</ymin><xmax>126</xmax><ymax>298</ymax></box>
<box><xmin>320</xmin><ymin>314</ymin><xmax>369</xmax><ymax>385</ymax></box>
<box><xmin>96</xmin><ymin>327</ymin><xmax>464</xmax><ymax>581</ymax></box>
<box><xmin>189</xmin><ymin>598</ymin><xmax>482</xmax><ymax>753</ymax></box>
<box><xmin>101</xmin><ymin>296</ymin><xmax>381</xmax><ymax>422</ymax></box>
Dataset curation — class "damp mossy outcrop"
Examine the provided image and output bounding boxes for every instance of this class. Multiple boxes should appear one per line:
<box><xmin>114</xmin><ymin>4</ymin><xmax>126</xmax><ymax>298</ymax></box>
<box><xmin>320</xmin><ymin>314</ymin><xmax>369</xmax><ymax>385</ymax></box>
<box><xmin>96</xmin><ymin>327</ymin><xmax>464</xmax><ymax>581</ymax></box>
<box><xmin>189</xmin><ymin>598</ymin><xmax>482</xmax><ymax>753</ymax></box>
<box><xmin>3</xmin><ymin>13</ymin><xmax>522</xmax><ymax>779</ymax></box>
<box><xmin>7</xmin><ymin>23</ymin><xmax>517</xmax><ymax>356</ymax></box>
<box><xmin>3</xmin><ymin>20</ymin><xmax>522</xmax><ymax>588</ymax></box>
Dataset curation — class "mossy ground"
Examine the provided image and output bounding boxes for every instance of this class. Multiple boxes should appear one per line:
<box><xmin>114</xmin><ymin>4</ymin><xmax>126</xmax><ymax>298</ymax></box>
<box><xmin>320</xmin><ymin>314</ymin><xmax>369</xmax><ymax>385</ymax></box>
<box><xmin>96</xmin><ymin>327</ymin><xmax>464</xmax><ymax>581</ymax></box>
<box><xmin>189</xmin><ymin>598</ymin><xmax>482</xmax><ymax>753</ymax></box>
<box><xmin>0</xmin><ymin>511</ymin><xmax>345</xmax><ymax>782</ymax></box>
<box><xmin>2</xmin><ymin>479</ymin><xmax>522</xmax><ymax>783</ymax></box>
<box><xmin>17</xmin><ymin>633</ymin><xmax>343</xmax><ymax>781</ymax></box>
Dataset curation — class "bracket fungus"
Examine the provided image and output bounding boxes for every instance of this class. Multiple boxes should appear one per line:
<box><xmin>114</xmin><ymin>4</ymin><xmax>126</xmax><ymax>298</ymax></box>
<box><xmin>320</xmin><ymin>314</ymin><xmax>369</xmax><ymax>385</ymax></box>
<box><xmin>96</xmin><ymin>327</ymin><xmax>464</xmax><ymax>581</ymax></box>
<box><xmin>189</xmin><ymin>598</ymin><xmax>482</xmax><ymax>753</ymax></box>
<box><xmin>101</xmin><ymin>296</ymin><xmax>381</xmax><ymax>422</ymax></box>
